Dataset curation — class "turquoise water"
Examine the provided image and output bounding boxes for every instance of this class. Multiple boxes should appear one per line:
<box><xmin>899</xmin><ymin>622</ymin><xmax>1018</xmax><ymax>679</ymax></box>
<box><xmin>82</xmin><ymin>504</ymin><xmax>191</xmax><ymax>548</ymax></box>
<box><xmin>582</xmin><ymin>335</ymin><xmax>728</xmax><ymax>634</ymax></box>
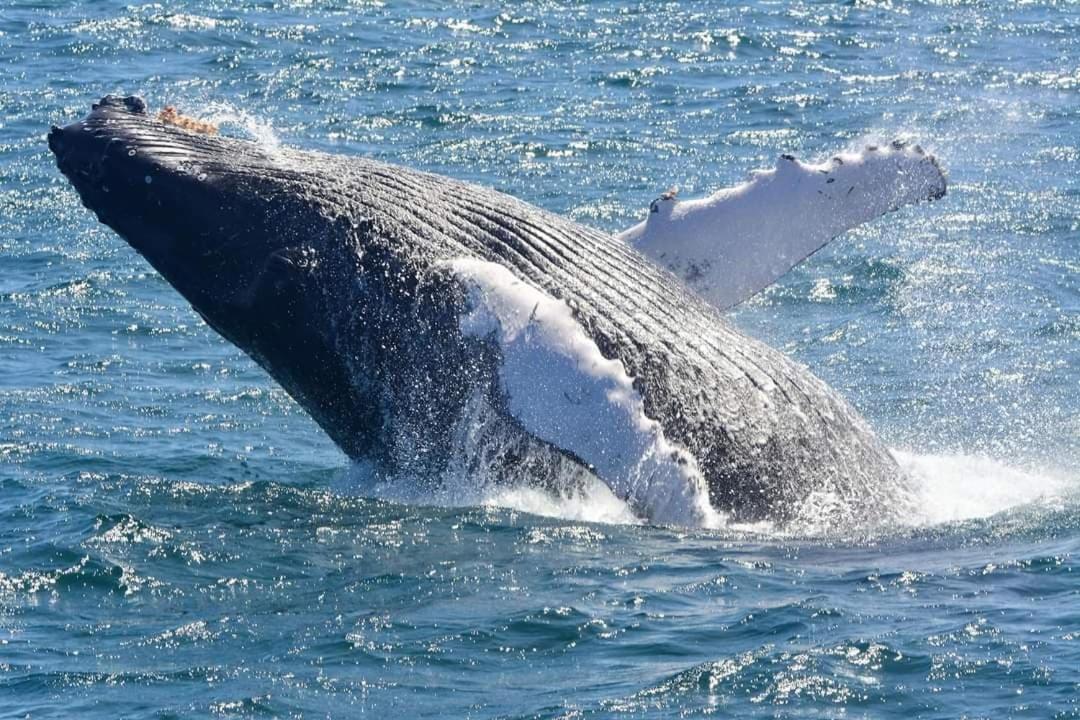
<box><xmin>2</xmin><ymin>1</ymin><xmax>1079</xmax><ymax>717</ymax></box>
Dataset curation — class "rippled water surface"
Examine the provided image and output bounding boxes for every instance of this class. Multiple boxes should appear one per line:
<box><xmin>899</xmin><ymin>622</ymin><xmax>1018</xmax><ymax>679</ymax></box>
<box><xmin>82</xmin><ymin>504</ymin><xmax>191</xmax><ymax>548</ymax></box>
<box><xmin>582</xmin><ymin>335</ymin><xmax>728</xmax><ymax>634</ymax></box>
<box><xmin>2</xmin><ymin>1</ymin><xmax>1079</xmax><ymax>717</ymax></box>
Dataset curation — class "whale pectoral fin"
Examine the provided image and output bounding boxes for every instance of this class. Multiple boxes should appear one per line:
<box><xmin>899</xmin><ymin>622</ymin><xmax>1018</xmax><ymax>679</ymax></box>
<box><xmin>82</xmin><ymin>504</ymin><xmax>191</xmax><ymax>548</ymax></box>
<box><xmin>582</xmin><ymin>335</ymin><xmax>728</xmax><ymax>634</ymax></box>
<box><xmin>447</xmin><ymin>258</ymin><xmax>721</xmax><ymax>528</ymax></box>
<box><xmin>617</xmin><ymin>141</ymin><xmax>948</xmax><ymax>310</ymax></box>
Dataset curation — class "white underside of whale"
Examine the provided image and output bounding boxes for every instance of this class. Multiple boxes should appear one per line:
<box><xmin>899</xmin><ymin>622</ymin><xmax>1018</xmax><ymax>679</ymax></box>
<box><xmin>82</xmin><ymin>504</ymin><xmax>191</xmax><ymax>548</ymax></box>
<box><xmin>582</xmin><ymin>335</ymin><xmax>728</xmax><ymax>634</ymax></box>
<box><xmin>617</xmin><ymin>141</ymin><xmax>947</xmax><ymax>311</ymax></box>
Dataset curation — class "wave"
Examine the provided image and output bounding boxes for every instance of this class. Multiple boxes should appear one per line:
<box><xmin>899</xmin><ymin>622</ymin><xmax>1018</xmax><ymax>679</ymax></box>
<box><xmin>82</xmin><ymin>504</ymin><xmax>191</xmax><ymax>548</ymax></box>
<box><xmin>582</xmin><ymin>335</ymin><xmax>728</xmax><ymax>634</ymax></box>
<box><xmin>341</xmin><ymin>449</ymin><xmax>1077</xmax><ymax>535</ymax></box>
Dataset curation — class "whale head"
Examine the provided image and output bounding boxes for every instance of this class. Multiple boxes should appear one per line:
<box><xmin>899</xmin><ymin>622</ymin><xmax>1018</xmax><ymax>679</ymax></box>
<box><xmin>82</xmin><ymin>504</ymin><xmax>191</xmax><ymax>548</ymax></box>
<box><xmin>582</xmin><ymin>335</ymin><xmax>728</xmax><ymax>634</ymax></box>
<box><xmin>50</xmin><ymin>96</ymin><xmax>320</xmax><ymax>329</ymax></box>
<box><xmin>49</xmin><ymin>95</ymin><xmax>390</xmax><ymax>459</ymax></box>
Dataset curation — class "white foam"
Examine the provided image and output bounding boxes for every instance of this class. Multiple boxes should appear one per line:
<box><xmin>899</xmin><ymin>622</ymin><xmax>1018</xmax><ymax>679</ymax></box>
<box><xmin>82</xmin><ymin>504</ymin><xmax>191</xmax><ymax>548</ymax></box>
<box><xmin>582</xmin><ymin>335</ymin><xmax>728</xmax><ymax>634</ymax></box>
<box><xmin>481</xmin><ymin>478</ymin><xmax>642</xmax><ymax>525</ymax></box>
<box><xmin>337</xmin><ymin>459</ymin><xmax>641</xmax><ymax>526</ymax></box>
<box><xmin>336</xmin><ymin>449</ymin><xmax>1075</xmax><ymax>532</ymax></box>
<box><xmin>894</xmin><ymin>449</ymin><xmax>1074</xmax><ymax>525</ymax></box>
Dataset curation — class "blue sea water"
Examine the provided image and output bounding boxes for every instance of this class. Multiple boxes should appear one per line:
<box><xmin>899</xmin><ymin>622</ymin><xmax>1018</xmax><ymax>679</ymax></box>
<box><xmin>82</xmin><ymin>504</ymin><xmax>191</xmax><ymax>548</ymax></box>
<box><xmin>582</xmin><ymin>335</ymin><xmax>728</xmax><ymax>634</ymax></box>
<box><xmin>2</xmin><ymin>0</ymin><xmax>1079</xmax><ymax>717</ymax></box>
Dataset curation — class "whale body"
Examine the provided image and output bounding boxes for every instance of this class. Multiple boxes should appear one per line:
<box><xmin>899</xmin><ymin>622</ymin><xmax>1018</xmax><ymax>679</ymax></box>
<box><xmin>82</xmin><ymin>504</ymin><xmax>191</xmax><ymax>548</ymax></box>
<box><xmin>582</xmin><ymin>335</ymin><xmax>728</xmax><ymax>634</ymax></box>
<box><xmin>50</xmin><ymin>96</ymin><xmax>914</xmax><ymax>527</ymax></box>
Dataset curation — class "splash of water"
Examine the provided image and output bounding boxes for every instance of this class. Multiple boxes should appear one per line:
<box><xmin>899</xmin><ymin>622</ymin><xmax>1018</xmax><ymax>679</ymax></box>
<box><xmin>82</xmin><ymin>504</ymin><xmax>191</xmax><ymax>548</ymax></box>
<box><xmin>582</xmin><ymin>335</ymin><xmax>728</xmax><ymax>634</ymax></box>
<box><xmin>895</xmin><ymin>450</ymin><xmax>1074</xmax><ymax>525</ymax></box>
<box><xmin>199</xmin><ymin>101</ymin><xmax>281</xmax><ymax>148</ymax></box>
<box><xmin>338</xmin><ymin>449</ymin><xmax>1076</xmax><ymax>535</ymax></box>
<box><xmin>336</xmin><ymin>460</ymin><xmax>642</xmax><ymax>526</ymax></box>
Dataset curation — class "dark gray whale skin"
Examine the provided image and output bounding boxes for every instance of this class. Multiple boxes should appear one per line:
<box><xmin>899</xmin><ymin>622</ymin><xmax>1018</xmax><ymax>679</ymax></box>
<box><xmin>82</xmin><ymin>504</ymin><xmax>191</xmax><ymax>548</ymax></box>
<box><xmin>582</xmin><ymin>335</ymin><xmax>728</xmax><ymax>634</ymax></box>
<box><xmin>49</xmin><ymin>95</ymin><xmax>911</xmax><ymax>525</ymax></box>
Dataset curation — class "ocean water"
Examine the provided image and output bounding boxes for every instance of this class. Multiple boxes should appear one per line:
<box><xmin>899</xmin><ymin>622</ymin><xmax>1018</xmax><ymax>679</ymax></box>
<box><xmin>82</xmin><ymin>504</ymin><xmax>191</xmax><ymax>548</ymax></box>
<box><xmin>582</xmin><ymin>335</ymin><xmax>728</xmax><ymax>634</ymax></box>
<box><xmin>2</xmin><ymin>0</ymin><xmax>1079</xmax><ymax>717</ymax></box>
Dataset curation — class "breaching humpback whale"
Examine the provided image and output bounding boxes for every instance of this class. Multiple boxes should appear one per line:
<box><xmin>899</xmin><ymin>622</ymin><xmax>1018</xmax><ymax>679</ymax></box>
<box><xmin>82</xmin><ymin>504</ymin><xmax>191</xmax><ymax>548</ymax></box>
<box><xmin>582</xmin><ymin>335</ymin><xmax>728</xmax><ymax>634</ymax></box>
<box><xmin>50</xmin><ymin>96</ymin><xmax>937</xmax><ymax>528</ymax></box>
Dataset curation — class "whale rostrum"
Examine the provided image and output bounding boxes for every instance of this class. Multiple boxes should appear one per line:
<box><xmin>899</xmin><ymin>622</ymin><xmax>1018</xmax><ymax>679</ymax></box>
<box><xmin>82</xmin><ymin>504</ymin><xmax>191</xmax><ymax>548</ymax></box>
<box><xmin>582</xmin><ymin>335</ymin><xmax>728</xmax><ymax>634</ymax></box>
<box><xmin>50</xmin><ymin>96</ymin><xmax>917</xmax><ymax>528</ymax></box>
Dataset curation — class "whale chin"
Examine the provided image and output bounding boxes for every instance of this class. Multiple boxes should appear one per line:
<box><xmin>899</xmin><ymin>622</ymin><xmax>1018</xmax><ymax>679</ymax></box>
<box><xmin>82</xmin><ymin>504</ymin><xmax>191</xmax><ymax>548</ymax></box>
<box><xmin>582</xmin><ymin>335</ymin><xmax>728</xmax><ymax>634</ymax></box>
<box><xmin>50</xmin><ymin>95</ymin><xmax>916</xmax><ymax>529</ymax></box>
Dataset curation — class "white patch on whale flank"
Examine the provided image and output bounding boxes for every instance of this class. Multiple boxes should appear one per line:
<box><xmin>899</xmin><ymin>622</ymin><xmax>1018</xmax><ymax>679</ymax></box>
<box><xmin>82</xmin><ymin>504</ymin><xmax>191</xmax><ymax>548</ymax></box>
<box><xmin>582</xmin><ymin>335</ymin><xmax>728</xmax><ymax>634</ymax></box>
<box><xmin>449</xmin><ymin>257</ymin><xmax>724</xmax><ymax>529</ymax></box>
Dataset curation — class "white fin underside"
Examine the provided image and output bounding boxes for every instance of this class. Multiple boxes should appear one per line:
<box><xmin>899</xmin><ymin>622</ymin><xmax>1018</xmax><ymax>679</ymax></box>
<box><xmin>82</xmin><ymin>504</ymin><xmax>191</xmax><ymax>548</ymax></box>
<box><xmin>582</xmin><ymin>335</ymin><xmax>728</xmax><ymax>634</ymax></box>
<box><xmin>450</xmin><ymin>257</ymin><xmax>723</xmax><ymax>528</ymax></box>
<box><xmin>617</xmin><ymin>141</ymin><xmax>947</xmax><ymax>311</ymax></box>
